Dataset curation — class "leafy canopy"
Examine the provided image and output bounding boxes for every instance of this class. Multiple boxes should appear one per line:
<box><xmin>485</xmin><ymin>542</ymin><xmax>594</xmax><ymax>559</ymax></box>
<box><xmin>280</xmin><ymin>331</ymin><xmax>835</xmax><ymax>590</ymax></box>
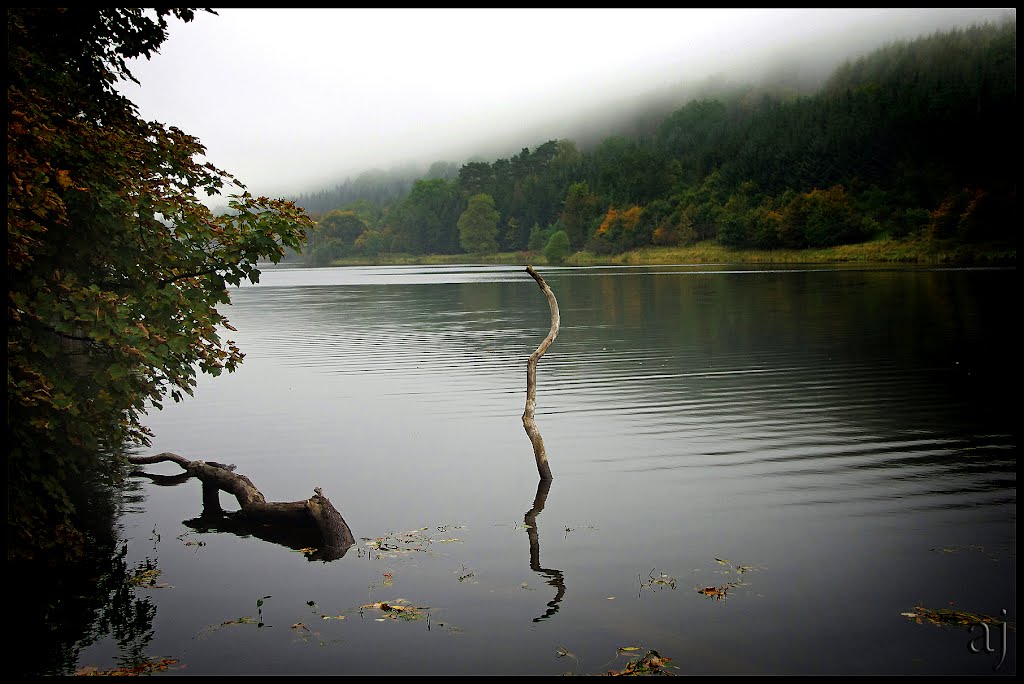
<box><xmin>7</xmin><ymin>8</ymin><xmax>314</xmax><ymax>558</ymax></box>
<box><xmin>457</xmin><ymin>192</ymin><xmax>500</xmax><ymax>254</ymax></box>
<box><xmin>543</xmin><ymin>230</ymin><xmax>571</xmax><ymax>265</ymax></box>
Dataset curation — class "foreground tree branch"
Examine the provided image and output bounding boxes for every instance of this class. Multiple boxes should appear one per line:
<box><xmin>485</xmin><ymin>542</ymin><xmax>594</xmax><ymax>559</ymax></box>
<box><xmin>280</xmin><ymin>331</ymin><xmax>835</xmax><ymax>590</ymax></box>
<box><xmin>126</xmin><ymin>452</ymin><xmax>354</xmax><ymax>561</ymax></box>
<box><xmin>8</xmin><ymin>8</ymin><xmax>315</xmax><ymax>559</ymax></box>
<box><xmin>523</xmin><ymin>265</ymin><xmax>560</xmax><ymax>481</ymax></box>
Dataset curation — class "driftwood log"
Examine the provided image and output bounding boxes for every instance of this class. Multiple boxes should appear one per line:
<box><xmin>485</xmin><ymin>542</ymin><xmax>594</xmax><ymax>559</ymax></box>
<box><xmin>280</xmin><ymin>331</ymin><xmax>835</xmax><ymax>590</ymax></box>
<box><xmin>126</xmin><ymin>452</ymin><xmax>355</xmax><ymax>561</ymax></box>
<box><xmin>523</xmin><ymin>265</ymin><xmax>559</xmax><ymax>481</ymax></box>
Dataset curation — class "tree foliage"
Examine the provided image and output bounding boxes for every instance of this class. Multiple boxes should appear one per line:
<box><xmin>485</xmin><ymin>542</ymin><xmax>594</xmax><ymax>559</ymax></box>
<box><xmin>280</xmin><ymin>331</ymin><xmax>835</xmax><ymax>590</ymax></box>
<box><xmin>588</xmin><ymin>205</ymin><xmax>644</xmax><ymax>254</ymax></box>
<box><xmin>309</xmin><ymin>209</ymin><xmax>367</xmax><ymax>264</ymax></box>
<box><xmin>391</xmin><ymin>178</ymin><xmax>463</xmax><ymax>254</ymax></box>
<box><xmin>558</xmin><ymin>181</ymin><xmax>604</xmax><ymax>249</ymax></box>
<box><xmin>7</xmin><ymin>8</ymin><xmax>313</xmax><ymax>559</ymax></box>
<box><xmin>543</xmin><ymin>230</ymin><xmax>571</xmax><ymax>265</ymax></box>
<box><xmin>457</xmin><ymin>193</ymin><xmax>500</xmax><ymax>254</ymax></box>
<box><xmin>299</xmin><ymin>20</ymin><xmax>1014</xmax><ymax>259</ymax></box>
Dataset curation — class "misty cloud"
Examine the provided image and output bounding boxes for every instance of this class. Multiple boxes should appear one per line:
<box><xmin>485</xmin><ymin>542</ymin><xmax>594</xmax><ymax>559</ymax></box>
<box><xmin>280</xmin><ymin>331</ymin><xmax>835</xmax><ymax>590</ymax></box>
<box><xmin>118</xmin><ymin>8</ymin><xmax>1015</xmax><ymax>200</ymax></box>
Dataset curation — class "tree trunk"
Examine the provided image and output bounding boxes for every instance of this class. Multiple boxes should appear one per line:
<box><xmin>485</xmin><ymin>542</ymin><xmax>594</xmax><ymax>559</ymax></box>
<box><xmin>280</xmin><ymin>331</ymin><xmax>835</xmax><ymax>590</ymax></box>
<box><xmin>126</xmin><ymin>452</ymin><xmax>355</xmax><ymax>561</ymax></box>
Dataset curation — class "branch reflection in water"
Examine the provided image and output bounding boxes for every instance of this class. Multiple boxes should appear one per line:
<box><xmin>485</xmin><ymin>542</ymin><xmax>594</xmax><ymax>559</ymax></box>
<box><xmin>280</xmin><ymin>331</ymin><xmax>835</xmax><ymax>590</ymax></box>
<box><xmin>524</xmin><ymin>477</ymin><xmax>566</xmax><ymax>622</ymax></box>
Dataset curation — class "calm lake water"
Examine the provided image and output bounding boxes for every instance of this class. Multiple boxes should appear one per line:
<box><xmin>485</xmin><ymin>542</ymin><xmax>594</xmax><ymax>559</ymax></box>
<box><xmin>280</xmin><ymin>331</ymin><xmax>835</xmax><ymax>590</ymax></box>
<box><xmin>75</xmin><ymin>263</ymin><xmax>1015</xmax><ymax>676</ymax></box>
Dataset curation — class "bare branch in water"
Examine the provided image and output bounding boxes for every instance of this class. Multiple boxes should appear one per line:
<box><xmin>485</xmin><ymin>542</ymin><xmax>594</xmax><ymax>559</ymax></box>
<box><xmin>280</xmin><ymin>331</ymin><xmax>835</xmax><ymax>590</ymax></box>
<box><xmin>523</xmin><ymin>265</ymin><xmax>559</xmax><ymax>481</ymax></box>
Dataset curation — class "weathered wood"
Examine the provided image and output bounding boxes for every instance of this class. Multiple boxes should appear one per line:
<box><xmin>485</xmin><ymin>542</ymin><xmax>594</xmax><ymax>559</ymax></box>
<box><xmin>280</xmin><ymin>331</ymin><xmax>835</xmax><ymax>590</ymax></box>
<box><xmin>523</xmin><ymin>265</ymin><xmax>559</xmax><ymax>481</ymax></box>
<box><xmin>306</xmin><ymin>487</ymin><xmax>356</xmax><ymax>559</ymax></box>
<box><xmin>126</xmin><ymin>452</ymin><xmax>354</xmax><ymax>561</ymax></box>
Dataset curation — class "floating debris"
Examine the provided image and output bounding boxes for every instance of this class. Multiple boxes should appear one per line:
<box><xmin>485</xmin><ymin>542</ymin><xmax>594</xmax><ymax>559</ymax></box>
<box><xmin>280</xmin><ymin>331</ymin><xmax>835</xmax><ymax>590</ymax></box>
<box><xmin>607</xmin><ymin>649</ymin><xmax>677</xmax><ymax>676</ymax></box>
<box><xmin>901</xmin><ymin>604</ymin><xmax>1014</xmax><ymax>629</ymax></box>
<box><xmin>360</xmin><ymin>599</ymin><xmax>429</xmax><ymax>621</ymax></box>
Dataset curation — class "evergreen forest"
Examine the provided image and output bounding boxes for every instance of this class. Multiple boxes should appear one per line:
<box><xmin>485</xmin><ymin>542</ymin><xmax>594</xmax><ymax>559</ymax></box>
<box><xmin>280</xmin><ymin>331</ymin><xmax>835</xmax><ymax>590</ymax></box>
<box><xmin>290</xmin><ymin>20</ymin><xmax>1016</xmax><ymax>265</ymax></box>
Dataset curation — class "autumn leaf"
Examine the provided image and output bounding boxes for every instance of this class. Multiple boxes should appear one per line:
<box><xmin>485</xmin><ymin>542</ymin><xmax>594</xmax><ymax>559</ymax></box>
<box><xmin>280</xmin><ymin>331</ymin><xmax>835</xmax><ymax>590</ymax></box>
<box><xmin>55</xmin><ymin>169</ymin><xmax>74</xmax><ymax>189</ymax></box>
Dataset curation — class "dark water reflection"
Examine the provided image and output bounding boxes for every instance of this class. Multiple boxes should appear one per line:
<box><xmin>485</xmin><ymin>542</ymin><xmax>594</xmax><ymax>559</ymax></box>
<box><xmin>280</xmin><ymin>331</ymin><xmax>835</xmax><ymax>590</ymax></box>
<box><xmin>525</xmin><ymin>478</ymin><xmax>565</xmax><ymax>623</ymax></box>
<box><xmin>66</xmin><ymin>264</ymin><xmax>1013</xmax><ymax>676</ymax></box>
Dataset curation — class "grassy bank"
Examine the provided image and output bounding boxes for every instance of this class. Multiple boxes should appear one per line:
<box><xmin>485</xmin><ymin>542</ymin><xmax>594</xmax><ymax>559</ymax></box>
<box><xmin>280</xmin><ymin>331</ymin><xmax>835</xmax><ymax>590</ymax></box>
<box><xmin>325</xmin><ymin>239</ymin><xmax>1015</xmax><ymax>268</ymax></box>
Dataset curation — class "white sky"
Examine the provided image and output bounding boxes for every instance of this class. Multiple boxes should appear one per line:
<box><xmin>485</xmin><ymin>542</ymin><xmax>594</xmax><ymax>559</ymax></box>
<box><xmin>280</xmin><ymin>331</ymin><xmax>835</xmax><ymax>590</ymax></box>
<box><xmin>118</xmin><ymin>8</ymin><xmax>1014</xmax><ymax>199</ymax></box>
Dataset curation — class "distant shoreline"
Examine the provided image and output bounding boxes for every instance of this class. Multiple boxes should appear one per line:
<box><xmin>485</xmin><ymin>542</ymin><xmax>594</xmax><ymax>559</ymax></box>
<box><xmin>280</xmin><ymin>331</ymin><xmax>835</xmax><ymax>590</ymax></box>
<box><xmin>310</xmin><ymin>239</ymin><xmax>1015</xmax><ymax>268</ymax></box>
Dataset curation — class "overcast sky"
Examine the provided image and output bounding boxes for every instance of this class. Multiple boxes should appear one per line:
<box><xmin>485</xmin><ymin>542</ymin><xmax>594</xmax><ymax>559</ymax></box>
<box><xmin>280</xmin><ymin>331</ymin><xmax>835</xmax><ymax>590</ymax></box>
<box><xmin>118</xmin><ymin>7</ymin><xmax>1014</xmax><ymax>199</ymax></box>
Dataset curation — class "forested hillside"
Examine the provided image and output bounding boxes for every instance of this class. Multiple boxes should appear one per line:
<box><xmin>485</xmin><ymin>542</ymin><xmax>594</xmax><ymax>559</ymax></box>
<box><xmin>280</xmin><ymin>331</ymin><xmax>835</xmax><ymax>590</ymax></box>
<box><xmin>290</xmin><ymin>21</ymin><xmax>1015</xmax><ymax>264</ymax></box>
